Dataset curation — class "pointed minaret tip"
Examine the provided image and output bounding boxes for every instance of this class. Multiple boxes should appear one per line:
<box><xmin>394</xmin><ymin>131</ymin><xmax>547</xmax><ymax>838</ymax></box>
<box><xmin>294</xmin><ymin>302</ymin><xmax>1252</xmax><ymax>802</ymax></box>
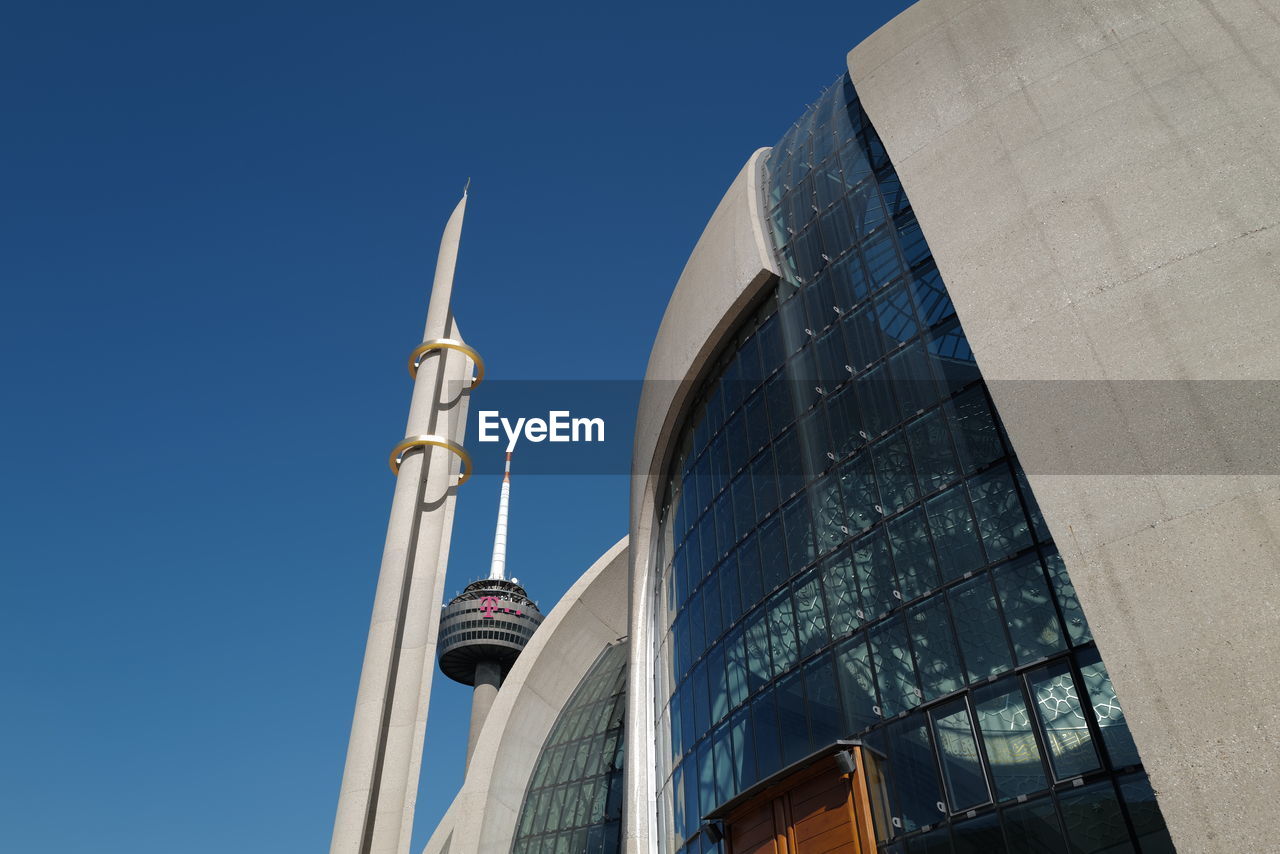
<box><xmin>463</xmin><ymin>177</ymin><xmax>471</xmax><ymax>197</ymax></box>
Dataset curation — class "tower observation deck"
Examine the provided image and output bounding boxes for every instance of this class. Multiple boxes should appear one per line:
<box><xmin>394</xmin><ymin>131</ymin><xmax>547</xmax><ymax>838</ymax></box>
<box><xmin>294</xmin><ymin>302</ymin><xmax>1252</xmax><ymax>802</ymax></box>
<box><xmin>437</xmin><ymin>452</ymin><xmax>543</xmax><ymax>765</ymax></box>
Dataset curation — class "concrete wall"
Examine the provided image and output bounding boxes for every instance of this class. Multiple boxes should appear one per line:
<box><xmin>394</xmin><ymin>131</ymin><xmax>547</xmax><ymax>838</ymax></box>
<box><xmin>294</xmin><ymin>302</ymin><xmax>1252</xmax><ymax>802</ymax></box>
<box><xmin>848</xmin><ymin>2</ymin><xmax>1280</xmax><ymax>850</ymax></box>
<box><xmin>421</xmin><ymin>537</ymin><xmax>630</xmax><ymax>854</ymax></box>
<box><xmin>625</xmin><ymin>149</ymin><xmax>780</xmax><ymax>853</ymax></box>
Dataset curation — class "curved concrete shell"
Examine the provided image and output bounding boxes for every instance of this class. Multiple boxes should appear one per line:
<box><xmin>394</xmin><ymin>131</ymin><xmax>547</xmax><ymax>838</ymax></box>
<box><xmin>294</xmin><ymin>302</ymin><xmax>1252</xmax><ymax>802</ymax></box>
<box><xmin>847</xmin><ymin>2</ymin><xmax>1280</xmax><ymax>850</ymax></box>
<box><xmin>422</xmin><ymin>537</ymin><xmax>629</xmax><ymax>854</ymax></box>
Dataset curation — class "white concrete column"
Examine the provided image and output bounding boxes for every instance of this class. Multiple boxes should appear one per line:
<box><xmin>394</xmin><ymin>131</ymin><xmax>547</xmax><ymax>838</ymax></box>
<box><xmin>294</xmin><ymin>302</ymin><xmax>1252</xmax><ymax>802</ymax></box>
<box><xmin>332</xmin><ymin>193</ymin><xmax>473</xmax><ymax>854</ymax></box>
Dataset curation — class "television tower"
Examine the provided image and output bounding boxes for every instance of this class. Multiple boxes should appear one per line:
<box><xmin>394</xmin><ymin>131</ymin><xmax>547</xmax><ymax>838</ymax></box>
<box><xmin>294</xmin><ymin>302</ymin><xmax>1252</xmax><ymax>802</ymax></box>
<box><xmin>331</xmin><ymin>187</ymin><xmax>481</xmax><ymax>854</ymax></box>
<box><xmin>438</xmin><ymin>451</ymin><xmax>544</xmax><ymax>767</ymax></box>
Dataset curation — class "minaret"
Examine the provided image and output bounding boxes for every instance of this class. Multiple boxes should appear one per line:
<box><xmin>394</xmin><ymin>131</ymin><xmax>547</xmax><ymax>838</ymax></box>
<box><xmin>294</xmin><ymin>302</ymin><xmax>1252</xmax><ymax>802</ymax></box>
<box><xmin>437</xmin><ymin>452</ymin><xmax>544</xmax><ymax>767</ymax></box>
<box><xmin>331</xmin><ymin>188</ymin><xmax>481</xmax><ymax>854</ymax></box>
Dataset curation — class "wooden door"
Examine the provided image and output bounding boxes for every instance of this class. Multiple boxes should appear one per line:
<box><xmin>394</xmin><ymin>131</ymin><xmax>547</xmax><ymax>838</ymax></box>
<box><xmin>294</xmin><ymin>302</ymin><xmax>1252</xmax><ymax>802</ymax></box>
<box><xmin>724</xmin><ymin>748</ymin><xmax>882</xmax><ymax>854</ymax></box>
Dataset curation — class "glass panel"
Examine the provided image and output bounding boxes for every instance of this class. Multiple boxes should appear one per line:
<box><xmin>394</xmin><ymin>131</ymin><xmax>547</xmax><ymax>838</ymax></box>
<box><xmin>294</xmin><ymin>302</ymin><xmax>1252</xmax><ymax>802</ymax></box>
<box><xmin>820</xmin><ymin>547</ymin><xmax>862</xmax><ymax>637</ymax></box>
<box><xmin>968</xmin><ymin>465</ymin><xmax>1033</xmax><ymax>562</ymax></box>
<box><xmin>835</xmin><ymin>635</ymin><xmax>880</xmax><ymax>733</ymax></box>
<box><xmin>1058</xmin><ymin>781</ymin><xmax>1134</xmax><ymax>854</ymax></box>
<box><xmin>887</xmin><ymin>507</ymin><xmax>940</xmax><ymax>601</ymax></box>
<box><xmin>1002</xmin><ymin>796</ymin><xmax>1066</xmax><ymax>854</ymax></box>
<box><xmin>750</xmin><ymin>448</ymin><xmax>780</xmax><ymax>523</ymax></box>
<box><xmin>703</xmin><ymin>572</ymin><xmax>723</xmax><ymax>648</ymax></box>
<box><xmin>804</xmin><ymin>652</ymin><xmax>843</xmax><ymax>747</ymax></box>
<box><xmin>856</xmin><ymin>364</ymin><xmax>898</xmax><ymax>437</ymax></box>
<box><xmin>972</xmin><ymin>678</ymin><xmax>1047</xmax><ymax>800</ymax></box>
<box><xmin>870</xmin><ymin>615</ymin><xmax>920</xmax><ymax>716</ymax></box>
<box><xmin>782</xmin><ymin>495</ymin><xmax>816</xmax><ymax>575</ymax></box>
<box><xmin>743</xmin><ymin>607</ymin><xmax>771</xmax><ymax>694</ymax></box>
<box><xmin>767</xmin><ymin>590</ymin><xmax>798</xmax><ymax>678</ymax></box>
<box><xmin>696</xmin><ymin>742</ymin><xmax>716</xmax><ymax>824</ymax></box>
<box><xmin>751</xmin><ymin>685</ymin><xmax>782</xmax><ymax>780</ymax></box>
<box><xmin>811</xmin><ymin>471</ymin><xmax>846</xmax><ymax>554</ymax></box>
<box><xmin>1077</xmin><ymin>651</ymin><xmax>1141</xmax><ymax>768</ymax></box>
<box><xmin>873</xmin><ymin>430</ymin><xmax>918</xmax><ymax>512</ymax></box>
<box><xmin>839</xmin><ymin>451</ymin><xmax>879</xmax><ymax>533</ymax></box>
<box><xmin>945</xmin><ymin>388</ymin><xmax>1002</xmax><ymax>473</ymax></box>
<box><xmin>926</xmin><ymin>485</ymin><xmax>986</xmax><ymax>580</ymax></box>
<box><xmin>948</xmin><ymin>576</ymin><xmax>1013</xmax><ymax>683</ymax></box>
<box><xmin>886</xmin><ymin>714</ymin><xmax>946</xmax><ymax>833</ymax></box>
<box><xmin>1044</xmin><ymin>549</ymin><xmax>1091</xmax><ymax>644</ymax></box>
<box><xmin>777</xmin><ymin>670</ymin><xmax>810</xmax><ymax>764</ymax></box>
<box><xmin>904</xmin><ymin>827</ymin><xmax>953</xmax><ymax>854</ymax></box>
<box><xmin>908</xmin><ymin>597</ymin><xmax>964</xmax><ymax>701</ymax></box>
<box><xmin>692</xmin><ymin>660</ymin><xmax>710</xmax><ymax>741</ymax></box>
<box><xmin>952</xmin><ymin>811</ymin><xmax>1006</xmax><ymax>854</ymax></box>
<box><xmin>719</xmin><ymin>552</ymin><xmax>742</xmax><ymax>629</ymax></box>
<box><xmin>889</xmin><ymin>341</ymin><xmax>937</xmax><ymax>419</ymax></box>
<box><xmin>992</xmin><ymin>554</ymin><xmax>1065</xmax><ymax>664</ymax></box>
<box><xmin>758</xmin><ymin>515</ymin><xmax>788</xmax><ymax>594</ymax></box>
<box><xmin>793</xmin><ymin>568</ymin><xmax>829</xmax><ymax>657</ymax></box>
<box><xmin>707</xmin><ymin>644</ymin><xmax>728</xmax><ymax>725</ymax></box>
<box><xmin>737</xmin><ymin>535</ymin><xmax>764</xmax><ymax>614</ymax></box>
<box><xmin>931</xmin><ymin>700</ymin><xmax>989</xmax><ymax>811</ymax></box>
<box><xmin>852</xmin><ymin>529</ymin><xmax>897</xmax><ymax>620</ymax></box>
<box><xmin>724</xmin><ymin>626</ymin><xmax>748</xmax><ymax>710</ymax></box>
<box><xmin>1117</xmin><ymin>773</ymin><xmax>1175</xmax><ymax>854</ymax></box>
<box><xmin>730</xmin><ymin>472</ymin><xmax>756</xmax><ymax>544</ymax></box>
<box><xmin>712</xmin><ymin>724</ymin><xmax>734</xmax><ymax>808</ymax></box>
<box><xmin>1029</xmin><ymin>662</ymin><xmax>1100</xmax><ymax>780</ymax></box>
<box><xmin>729</xmin><ymin>707</ymin><xmax>755</xmax><ymax>793</ymax></box>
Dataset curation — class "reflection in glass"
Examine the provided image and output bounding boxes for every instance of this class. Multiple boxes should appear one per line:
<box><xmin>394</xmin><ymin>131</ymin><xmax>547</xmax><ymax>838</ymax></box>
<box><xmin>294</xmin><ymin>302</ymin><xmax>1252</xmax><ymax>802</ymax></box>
<box><xmin>972</xmin><ymin>678</ymin><xmax>1047</xmax><ymax>800</ymax></box>
<box><xmin>992</xmin><ymin>554</ymin><xmax>1065</xmax><ymax>664</ymax></box>
<box><xmin>952</xmin><ymin>811</ymin><xmax>1006</xmax><ymax>854</ymax></box>
<box><xmin>1002</xmin><ymin>796</ymin><xmax>1067</xmax><ymax>854</ymax></box>
<box><xmin>835</xmin><ymin>635</ymin><xmax>880</xmax><ymax>733</ymax></box>
<box><xmin>1058</xmin><ymin>781</ymin><xmax>1134</xmax><ymax>854</ymax></box>
<box><xmin>949</xmin><ymin>576</ymin><xmax>1013</xmax><ymax>683</ymax></box>
<box><xmin>1118</xmin><ymin>774</ymin><xmax>1176</xmax><ymax>854</ymax></box>
<box><xmin>1029</xmin><ymin>663</ymin><xmax>1100</xmax><ymax>780</ymax></box>
<box><xmin>926</xmin><ymin>485</ymin><xmax>986</xmax><ymax>579</ymax></box>
<box><xmin>908</xmin><ymin>597</ymin><xmax>963</xmax><ymax>701</ymax></box>
<box><xmin>1078</xmin><ymin>651</ymin><xmax>1141</xmax><ymax>768</ymax></box>
<box><xmin>932</xmin><ymin>700</ymin><xmax>989</xmax><ymax>811</ymax></box>
<box><xmin>887</xmin><ymin>714</ymin><xmax>946</xmax><ymax>834</ymax></box>
<box><xmin>870</xmin><ymin>615</ymin><xmax>920</xmax><ymax>717</ymax></box>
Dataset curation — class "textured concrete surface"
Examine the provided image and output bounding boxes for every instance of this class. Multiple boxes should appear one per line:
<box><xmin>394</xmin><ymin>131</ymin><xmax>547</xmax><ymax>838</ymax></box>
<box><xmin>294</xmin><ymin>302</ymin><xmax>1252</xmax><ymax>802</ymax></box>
<box><xmin>849</xmin><ymin>1</ymin><xmax>1280</xmax><ymax>849</ymax></box>
<box><xmin>421</xmin><ymin>537</ymin><xmax>629</xmax><ymax>854</ymax></box>
<box><xmin>626</xmin><ymin>149</ymin><xmax>780</xmax><ymax>853</ymax></box>
<box><xmin>465</xmin><ymin>661</ymin><xmax>501</xmax><ymax>768</ymax></box>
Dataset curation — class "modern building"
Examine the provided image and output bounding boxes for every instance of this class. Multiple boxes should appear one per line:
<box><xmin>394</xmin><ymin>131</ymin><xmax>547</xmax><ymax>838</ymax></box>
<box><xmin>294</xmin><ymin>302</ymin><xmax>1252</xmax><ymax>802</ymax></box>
<box><xmin>336</xmin><ymin>1</ymin><xmax>1280</xmax><ymax>853</ymax></box>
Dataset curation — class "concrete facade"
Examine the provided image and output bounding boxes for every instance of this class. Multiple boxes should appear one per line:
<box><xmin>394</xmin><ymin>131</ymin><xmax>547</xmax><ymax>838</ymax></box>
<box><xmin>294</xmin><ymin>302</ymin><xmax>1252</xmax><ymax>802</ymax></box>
<box><xmin>847</xmin><ymin>1</ymin><xmax>1280</xmax><ymax>850</ymax></box>
<box><xmin>422</xmin><ymin>537</ymin><xmax>630</xmax><ymax>854</ymax></box>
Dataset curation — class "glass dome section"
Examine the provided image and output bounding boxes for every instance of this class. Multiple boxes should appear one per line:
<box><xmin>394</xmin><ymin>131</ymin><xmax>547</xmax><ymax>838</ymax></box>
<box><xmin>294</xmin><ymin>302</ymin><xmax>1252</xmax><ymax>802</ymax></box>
<box><xmin>512</xmin><ymin>640</ymin><xmax>628</xmax><ymax>854</ymax></box>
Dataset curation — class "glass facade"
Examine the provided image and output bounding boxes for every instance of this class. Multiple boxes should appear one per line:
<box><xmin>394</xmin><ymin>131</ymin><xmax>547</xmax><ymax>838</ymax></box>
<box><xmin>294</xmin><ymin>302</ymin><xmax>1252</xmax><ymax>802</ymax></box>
<box><xmin>513</xmin><ymin>641</ymin><xmax>628</xmax><ymax>854</ymax></box>
<box><xmin>650</xmin><ymin>76</ymin><xmax>1174</xmax><ymax>854</ymax></box>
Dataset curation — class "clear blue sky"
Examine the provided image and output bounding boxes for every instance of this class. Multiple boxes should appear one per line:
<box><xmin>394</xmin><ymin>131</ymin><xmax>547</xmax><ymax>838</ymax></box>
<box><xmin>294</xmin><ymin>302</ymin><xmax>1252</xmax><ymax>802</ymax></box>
<box><xmin>0</xmin><ymin>2</ymin><xmax>913</xmax><ymax>851</ymax></box>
